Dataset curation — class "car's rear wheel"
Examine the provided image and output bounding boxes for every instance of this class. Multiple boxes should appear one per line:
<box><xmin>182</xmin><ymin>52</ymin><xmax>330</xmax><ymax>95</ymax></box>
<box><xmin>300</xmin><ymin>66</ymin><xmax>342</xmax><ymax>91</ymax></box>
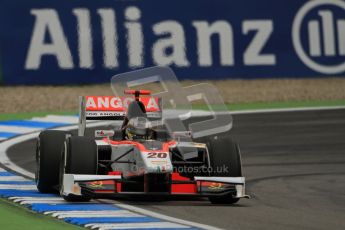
<box><xmin>207</xmin><ymin>135</ymin><xmax>242</xmax><ymax>204</ymax></box>
<box><xmin>59</xmin><ymin>136</ymin><xmax>97</xmax><ymax>202</ymax></box>
<box><xmin>35</xmin><ymin>130</ymin><xmax>70</xmax><ymax>193</ymax></box>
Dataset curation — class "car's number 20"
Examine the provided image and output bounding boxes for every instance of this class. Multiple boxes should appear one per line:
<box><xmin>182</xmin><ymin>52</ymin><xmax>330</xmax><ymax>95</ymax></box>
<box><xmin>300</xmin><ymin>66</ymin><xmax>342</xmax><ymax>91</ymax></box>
<box><xmin>147</xmin><ymin>152</ymin><xmax>168</xmax><ymax>158</ymax></box>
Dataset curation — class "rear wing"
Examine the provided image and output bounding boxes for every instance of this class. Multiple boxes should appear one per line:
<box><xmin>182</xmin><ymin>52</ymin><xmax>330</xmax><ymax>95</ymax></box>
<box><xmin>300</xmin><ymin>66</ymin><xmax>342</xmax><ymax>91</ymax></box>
<box><xmin>78</xmin><ymin>95</ymin><xmax>162</xmax><ymax>136</ymax></box>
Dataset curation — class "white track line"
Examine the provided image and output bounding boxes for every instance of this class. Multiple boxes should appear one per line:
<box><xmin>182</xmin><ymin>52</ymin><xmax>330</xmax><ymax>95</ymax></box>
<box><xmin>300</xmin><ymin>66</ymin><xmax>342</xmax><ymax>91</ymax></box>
<box><xmin>30</xmin><ymin>115</ymin><xmax>79</xmax><ymax>124</ymax></box>
<box><xmin>9</xmin><ymin>197</ymin><xmax>60</xmax><ymax>201</ymax></box>
<box><xmin>12</xmin><ymin>197</ymin><xmax>99</xmax><ymax>205</ymax></box>
<box><xmin>50</xmin><ymin>210</ymin><xmax>143</xmax><ymax>219</ymax></box>
<box><xmin>30</xmin><ymin>115</ymin><xmax>102</xmax><ymax>124</ymax></box>
<box><xmin>45</xmin><ymin>210</ymin><xmax>136</xmax><ymax>216</ymax></box>
<box><xmin>12</xmin><ymin>197</ymin><xmax>64</xmax><ymax>203</ymax></box>
<box><xmin>0</xmin><ymin>125</ymin><xmax>42</xmax><ymax>134</ymax></box>
<box><xmin>85</xmin><ymin>222</ymin><xmax>190</xmax><ymax>230</ymax></box>
<box><xmin>13</xmin><ymin>197</ymin><xmax>99</xmax><ymax>205</ymax></box>
<box><xmin>0</xmin><ymin>176</ymin><xmax>30</xmax><ymax>182</ymax></box>
<box><xmin>20</xmin><ymin>200</ymin><xmax>99</xmax><ymax>205</ymax></box>
<box><xmin>20</xmin><ymin>200</ymin><xmax>71</xmax><ymax>204</ymax></box>
<box><xmin>0</xmin><ymin>184</ymin><xmax>37</xmax><ymax>190</ymax></box>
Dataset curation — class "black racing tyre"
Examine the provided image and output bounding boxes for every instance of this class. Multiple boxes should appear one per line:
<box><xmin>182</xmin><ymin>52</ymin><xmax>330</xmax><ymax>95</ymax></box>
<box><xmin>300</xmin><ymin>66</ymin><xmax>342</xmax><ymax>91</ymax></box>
<box><xmin>207</xmin><ymin>135</ymin><xmax>242</xmax><ymax>204</ymax></box>
<box><xmin>35</xmin><ymin>130</ymin><xmax>70</xmax><ymax>193</ymax></box>
<box><xmin>59</xmin><ymin>136</ymin><xmax>97</xmax><ymax>202</ymax></box>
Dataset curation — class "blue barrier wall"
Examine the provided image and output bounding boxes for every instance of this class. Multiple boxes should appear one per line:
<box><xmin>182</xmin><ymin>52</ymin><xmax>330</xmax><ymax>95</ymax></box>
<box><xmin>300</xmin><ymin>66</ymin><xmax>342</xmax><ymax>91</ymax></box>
<box><xmin>0</xmin><ymin>0</ymin><xmax>344</xmax><ymax>85</ymax></box>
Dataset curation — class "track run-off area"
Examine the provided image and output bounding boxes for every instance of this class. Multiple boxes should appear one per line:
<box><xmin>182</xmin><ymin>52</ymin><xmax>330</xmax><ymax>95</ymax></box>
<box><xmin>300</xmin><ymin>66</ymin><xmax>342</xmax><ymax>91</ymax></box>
<box><xmin>0</xmin><ymin>107</ymin><xmax>345</xmax><ymax>230</ymax></box>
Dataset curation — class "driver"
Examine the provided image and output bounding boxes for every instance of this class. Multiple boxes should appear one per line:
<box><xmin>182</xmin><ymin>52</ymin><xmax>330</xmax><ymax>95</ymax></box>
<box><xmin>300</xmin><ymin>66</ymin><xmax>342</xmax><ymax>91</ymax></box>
<box><xmin>125</xmin><ymin>117</ymin><xmax>153</xmax><ymax>140</ymax></box>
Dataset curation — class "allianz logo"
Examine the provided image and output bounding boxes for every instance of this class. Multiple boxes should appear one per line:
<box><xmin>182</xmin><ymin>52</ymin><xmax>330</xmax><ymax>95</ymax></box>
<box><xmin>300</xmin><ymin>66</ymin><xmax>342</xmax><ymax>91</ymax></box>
<box><xmin>24</xmin><ymin>6</ymin><xmax>276</xmax><ymax>70</ymax></box>
<box><xmin>293</xmin><ymin>0</ymin><xmax>345</xmax><ymax>74</ymax></box>
<box><xmin>24</xmin><ymin>1</ymin><xmax>345</xmax><ymax>74</ymax></box>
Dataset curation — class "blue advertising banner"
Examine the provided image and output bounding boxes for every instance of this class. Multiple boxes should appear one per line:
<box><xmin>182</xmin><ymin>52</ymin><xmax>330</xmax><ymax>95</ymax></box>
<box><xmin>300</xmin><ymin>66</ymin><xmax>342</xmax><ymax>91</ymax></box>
<box><xmin>0</xmin><ymin>0</ymin><xmax>344</xmax><ymax>85</ymax></box>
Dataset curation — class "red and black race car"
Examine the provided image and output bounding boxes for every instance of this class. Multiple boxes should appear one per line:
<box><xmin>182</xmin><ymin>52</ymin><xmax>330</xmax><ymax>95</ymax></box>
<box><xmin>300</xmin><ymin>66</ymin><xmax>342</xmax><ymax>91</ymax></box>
<box><xmin>35</xmin><ymin>89</ymin><xmax>248</xmax><ymax>204</ymax></box>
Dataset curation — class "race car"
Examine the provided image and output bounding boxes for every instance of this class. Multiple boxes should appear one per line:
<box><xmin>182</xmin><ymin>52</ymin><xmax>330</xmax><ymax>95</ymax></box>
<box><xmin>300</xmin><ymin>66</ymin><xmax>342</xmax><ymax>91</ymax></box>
<box><xmin>35</xmin><ymin>89</ymin><xmax>248</xmax><ymax>204</ymax></box>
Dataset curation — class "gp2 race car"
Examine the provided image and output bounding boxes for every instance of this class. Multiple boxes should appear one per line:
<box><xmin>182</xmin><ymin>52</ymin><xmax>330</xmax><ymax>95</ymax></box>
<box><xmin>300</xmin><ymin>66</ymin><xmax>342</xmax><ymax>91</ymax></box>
<box><xmin>35</xmin><ymin>89</ymin><xmax>248</xmax><ymax>204</ymax></box>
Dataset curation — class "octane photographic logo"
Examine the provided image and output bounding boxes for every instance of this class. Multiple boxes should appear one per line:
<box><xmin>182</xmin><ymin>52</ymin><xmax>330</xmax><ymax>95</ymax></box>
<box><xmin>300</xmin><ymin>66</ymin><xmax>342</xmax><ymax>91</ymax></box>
<box><xmin>110</xmin><ymin>66</ymin><xmax>233</xmax><ymax>139</ymax></box>
<box><xmin>293</xmin><ymin>0</ymin><xmax>345</xmax><ymax>74</ymax></box>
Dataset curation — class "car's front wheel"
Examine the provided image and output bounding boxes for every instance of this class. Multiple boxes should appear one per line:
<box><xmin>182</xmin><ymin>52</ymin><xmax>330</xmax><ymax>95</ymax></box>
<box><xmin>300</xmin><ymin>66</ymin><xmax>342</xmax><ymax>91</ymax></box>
<box><xmin>36</xmin><ymin>130</ymin><xmax>70</xmax><ymax>193</ymax></box>
<box><xmin>59</xmin><ymin>136</ymin><xmax>98</xmax><ymax>202</ymax></box>
<box><xmin>207</xmin><ymin>135</ymin><xmax>242</xmax><ymax>204</ymax></box>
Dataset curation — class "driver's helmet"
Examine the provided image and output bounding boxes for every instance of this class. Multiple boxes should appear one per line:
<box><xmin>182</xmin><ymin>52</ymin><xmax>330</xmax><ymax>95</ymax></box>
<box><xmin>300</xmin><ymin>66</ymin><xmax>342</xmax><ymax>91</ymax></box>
<box><xmin>125</xmin><ymin>117</ymin><xmax>152</xmax><ymax>140</ymax></box>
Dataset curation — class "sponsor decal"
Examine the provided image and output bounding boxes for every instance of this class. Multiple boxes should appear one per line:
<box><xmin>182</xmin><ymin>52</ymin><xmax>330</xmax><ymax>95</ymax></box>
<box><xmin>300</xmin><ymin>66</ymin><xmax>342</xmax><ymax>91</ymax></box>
<box><xmin>85</xmin><ymin>96</ymin><xmax>160</xmax><ymax>112</ymax></box>
<box><xmin>86</xmin><ymin>111</ymin><xmax>126</xmax><ymax>117</ymax></box>
<box><xmin>208</xmin><ymin>182</ymin><xmax>224</xmax><ymax>190</ymax></box>
<box><xmin>88</xmin><ymin>181</ymin><xmax>104</xmax><ymax>189</ymax></box>
<box><xmin>95</xmin><ymin>130</ymin><xmax>115</xmax><ymax>137</ymax></box>
<box><xmin>197</xmin><ymin>181</ymin><xmax>229</xmax><ymax>193</ymax></box>
<box><xmin>150</xmin><ymin>160</ymin><xmax>168</xmax><ymax>165</ymax></box>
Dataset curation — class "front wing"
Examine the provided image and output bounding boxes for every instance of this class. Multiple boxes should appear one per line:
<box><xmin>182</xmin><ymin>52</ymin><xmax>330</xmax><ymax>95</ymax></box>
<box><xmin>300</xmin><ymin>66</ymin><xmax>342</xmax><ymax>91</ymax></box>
<box><xmin>62</xmin><ymin>173</ymin><xmax>249</xmax><ymax>199</ymax></box>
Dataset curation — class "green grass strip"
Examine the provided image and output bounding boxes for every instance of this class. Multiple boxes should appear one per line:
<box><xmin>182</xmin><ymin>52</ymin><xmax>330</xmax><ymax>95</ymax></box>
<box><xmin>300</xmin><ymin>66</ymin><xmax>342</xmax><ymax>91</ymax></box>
<box><xmin>0</xmin><ymin>99</ymin><xmax>344</xmax><ymax>121</ymax></box>
<box><xmin>190</xmin><ymin>99</ymin><xmax>345</xmax><ymax>111</ymax></box>
<box><xmin>0</xmin><ymin>111</ymin><xmax>76</xmax><ymax>121</ymax></box>
<box><xmin>0</xmin><ymin>198</ymin><xmax>83</xmax><ymax>230</ymax></box>
<box><xmin>226</xmin><ymin>99</ymin><xmax>345</xmax><ymax>111</ymax></box>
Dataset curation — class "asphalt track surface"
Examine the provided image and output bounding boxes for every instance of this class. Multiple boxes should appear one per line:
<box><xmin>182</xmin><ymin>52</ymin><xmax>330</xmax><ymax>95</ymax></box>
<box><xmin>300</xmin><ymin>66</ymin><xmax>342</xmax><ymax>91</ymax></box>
<box><xmin>7</xmin><ymin>109</ymin><xmax>345</xmax><ymax>230</ymax></box>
